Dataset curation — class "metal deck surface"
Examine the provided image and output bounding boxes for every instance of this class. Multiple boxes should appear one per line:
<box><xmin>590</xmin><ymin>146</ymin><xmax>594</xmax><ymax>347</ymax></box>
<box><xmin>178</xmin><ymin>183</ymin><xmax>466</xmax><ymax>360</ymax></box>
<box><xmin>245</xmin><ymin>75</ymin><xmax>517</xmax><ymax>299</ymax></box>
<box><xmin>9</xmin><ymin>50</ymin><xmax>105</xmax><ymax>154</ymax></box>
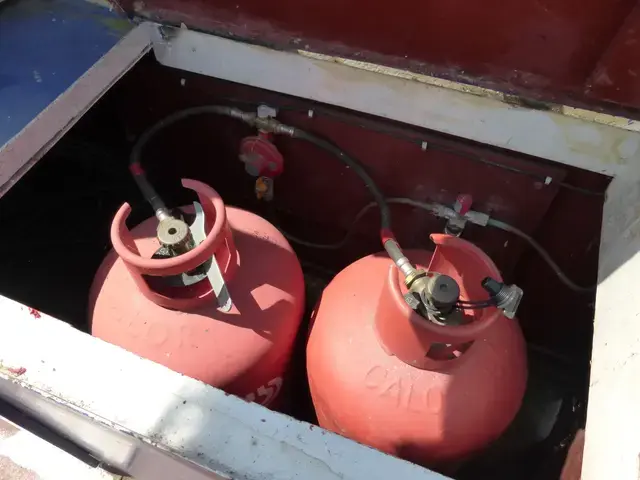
<box><xmin>0</xmin><ymin>0</ymin><xmax>130</xmax><ymax>148</ymax></box>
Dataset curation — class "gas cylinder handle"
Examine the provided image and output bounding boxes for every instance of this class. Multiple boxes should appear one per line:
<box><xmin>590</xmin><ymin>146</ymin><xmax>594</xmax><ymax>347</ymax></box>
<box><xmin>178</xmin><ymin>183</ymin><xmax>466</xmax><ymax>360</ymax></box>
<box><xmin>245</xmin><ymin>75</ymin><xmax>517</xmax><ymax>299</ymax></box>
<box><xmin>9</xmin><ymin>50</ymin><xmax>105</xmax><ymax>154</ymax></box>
<box><xmin>111</xmin><ymin>179</ymin><xmax>228</xmax><ymax>276</ymax></box>
<box><xmin>110</xmin><ymin>179</ymin><xmax>237</xmax><ymax>310</ymax></box>
<box><xmin>375</xmin><ymin>235</ymin><xmax>514</xmax><ymax>369</ymax></box>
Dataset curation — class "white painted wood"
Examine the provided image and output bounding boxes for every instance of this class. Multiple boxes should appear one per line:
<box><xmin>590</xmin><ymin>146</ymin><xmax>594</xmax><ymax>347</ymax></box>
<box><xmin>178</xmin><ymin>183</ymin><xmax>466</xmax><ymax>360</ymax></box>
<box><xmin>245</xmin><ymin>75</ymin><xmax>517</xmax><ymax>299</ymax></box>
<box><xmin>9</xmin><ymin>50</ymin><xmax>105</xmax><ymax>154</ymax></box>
<box><xmin>151</xmin><ymin>25</ymin><xmax>640</xmax><ymax>177</ymax></box>
<box><xmin>0</xmin><ymin>23</ymin><xmax>152</xmax><ymax>198</ymax></box>
<box><xmin>0</xmin><ymin>296</ymin><xmax>447</xmax><ymax>480</ymax></box>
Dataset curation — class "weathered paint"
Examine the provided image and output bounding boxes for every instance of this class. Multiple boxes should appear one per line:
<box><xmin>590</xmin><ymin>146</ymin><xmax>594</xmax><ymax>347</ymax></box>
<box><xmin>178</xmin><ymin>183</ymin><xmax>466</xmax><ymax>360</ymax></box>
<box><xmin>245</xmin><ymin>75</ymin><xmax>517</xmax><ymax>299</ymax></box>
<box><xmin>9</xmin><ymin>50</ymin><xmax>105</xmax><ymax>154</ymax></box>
<box><xmin>151</xmin><ymin>26</ymin><xmax>640</xmax><ymax>176</ymax></box>
<box><xmin>119</xmin><ymin>0</ymin><xmax>640</xmax><ymax>111</ymax></box>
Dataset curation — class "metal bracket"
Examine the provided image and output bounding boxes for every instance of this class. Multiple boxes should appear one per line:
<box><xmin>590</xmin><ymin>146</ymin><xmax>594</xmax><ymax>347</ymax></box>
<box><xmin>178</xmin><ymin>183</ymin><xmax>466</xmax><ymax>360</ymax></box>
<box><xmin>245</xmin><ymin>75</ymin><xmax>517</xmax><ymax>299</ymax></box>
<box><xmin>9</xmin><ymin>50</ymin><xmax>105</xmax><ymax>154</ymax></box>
<box><xmin>190</xmin><ymin>201</ymin><xmax>233</xmax><ymax>312</ymax></box>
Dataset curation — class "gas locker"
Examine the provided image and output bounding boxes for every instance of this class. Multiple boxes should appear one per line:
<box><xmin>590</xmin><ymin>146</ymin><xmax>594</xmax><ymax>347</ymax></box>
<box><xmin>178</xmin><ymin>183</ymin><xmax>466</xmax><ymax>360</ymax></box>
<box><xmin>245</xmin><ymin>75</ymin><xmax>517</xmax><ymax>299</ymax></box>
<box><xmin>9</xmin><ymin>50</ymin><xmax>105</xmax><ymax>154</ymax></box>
<box><xmin>0</xmin><ymin>0</ymin><xmax>639</xmax><ymax>479</ymax></box>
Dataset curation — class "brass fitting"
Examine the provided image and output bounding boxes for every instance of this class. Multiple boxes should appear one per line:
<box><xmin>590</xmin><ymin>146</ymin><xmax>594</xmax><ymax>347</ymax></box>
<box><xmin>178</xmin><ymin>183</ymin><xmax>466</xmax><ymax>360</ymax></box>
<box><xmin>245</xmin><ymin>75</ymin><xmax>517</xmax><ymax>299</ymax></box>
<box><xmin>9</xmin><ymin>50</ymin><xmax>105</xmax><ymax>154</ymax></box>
<box><xmin>404</xmin><ymin>269</ymin><xmax>428</xmax><ymax>289</ymax></box>
<box><xmin>156</xmin><ymin>217</ymin><xmax>194</xmax><ymax>255</ymax></box>
<box><xmin>404</xmin><ymin>269</ymin><xmax>461</xmax><ymax>324</ymax></box>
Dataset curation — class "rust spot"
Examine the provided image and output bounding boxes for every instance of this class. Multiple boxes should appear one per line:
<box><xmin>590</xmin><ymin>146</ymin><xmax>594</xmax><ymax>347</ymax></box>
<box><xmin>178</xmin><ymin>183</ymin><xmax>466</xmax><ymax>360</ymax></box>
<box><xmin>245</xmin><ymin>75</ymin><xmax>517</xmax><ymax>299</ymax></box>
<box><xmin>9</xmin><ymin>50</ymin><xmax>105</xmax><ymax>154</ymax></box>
<box><xmin>7</xmin><ymin>367</ymin><xmax>26</xmax><ymax>376</ymax></box>
<box><xmin>28</xmin><ymin>308</ymin><xmax>41</xmax><ymax>319</ymax></box>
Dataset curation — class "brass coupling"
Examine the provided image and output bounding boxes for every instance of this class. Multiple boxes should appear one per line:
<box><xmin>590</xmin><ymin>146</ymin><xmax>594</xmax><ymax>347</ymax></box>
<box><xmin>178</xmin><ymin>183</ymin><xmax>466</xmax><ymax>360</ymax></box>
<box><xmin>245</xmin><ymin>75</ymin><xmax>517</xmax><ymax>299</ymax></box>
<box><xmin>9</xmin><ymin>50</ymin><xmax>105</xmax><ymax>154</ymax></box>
<box><xmin>404</xmin><ymin>269</ymin><xmax>428</xmax><ymax>290</ymax></box>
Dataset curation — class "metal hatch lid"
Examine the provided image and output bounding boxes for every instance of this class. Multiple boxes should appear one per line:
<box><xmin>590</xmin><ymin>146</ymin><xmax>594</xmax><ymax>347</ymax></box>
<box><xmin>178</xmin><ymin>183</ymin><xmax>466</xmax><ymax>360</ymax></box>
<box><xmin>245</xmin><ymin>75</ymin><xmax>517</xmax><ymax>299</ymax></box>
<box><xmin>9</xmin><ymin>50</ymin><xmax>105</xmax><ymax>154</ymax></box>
<box><xmin>114</xmin><ymin>0</ymin><xmax>640</xmax><ymax>116</ymax></box>
<box><xmin>0</xmin><ymin>0</ymin><xmax>149</xmax><ymax>198</ymax></box>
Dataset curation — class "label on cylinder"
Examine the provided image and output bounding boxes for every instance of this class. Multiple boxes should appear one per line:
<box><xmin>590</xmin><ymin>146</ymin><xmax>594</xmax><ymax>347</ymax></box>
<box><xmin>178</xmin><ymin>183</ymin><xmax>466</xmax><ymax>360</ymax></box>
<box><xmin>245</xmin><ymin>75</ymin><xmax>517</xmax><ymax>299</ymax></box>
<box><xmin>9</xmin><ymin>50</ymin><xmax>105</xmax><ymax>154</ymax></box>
<box><xmin>245</xmin><ymin>377</ymin><xmax>283</xmax><ymax>406</ymax></box>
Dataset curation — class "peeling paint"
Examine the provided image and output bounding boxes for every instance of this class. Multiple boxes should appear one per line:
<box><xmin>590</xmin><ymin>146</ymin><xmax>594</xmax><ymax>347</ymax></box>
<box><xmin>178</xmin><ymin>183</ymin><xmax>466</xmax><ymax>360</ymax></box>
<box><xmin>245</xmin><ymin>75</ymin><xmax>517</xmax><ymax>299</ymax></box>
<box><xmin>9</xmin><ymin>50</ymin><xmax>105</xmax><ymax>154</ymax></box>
<box><xmin>298</xmin><ymin>50</ymin><xmax>506</xmax><ymax>102</ymax></box>
<box><xmin>562</xmin><ymin>106</ymin><xmax>640</xmax><ymax>132</ymax></box>
<box><xmin>550</xmin><ymin>113</ymin><xmax>639</xmax><ymax>165</ymax></box>
<box><xmin>298</xmin><ymin>49</ymin><xmax>640</xmax><ymax>136</ymax></box>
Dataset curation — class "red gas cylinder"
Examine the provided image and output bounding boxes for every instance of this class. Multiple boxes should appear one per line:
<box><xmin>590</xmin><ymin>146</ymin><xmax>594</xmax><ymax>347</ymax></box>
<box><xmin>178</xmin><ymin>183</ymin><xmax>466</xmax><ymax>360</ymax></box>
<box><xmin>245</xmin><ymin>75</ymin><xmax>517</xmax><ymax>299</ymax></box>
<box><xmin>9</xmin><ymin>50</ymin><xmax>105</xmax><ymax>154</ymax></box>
<box><xmin>90</xmin><ymin>179</ymin><xmax>305</xmax><ymax>408</ymax></box>
<box><xmin>307</xmin><ymin>234</ymin><xmax>527</xmax><ymax>466</ymax></box>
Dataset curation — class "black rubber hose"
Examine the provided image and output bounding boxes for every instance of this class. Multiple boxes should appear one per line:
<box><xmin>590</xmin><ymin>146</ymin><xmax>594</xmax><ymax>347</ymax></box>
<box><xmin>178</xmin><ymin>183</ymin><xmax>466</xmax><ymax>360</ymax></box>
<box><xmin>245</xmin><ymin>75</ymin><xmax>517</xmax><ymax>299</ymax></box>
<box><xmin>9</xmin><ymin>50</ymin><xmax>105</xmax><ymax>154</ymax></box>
<box><xmin>129</xmin><ymin>169</ymin><xmax>167</xmax><ymax>216</ymax></box>
<box><xmin>289</xmin><ymin>129</ymin><xmax>391</xmax><ymax>231</ymax></box>
<box><xmin>487</xmin><ymin>219</ymin><xmax>596</xmax><ymax>293</ymax></box>
<box><xmin>289</xmin><ymin>128</ymin><xmax>402</xmax><ymax>264</ymax></box>
<box><xmin>129</xmin><ymin>105</ymin><xmax>245</xmax><ymax>216</ymax></box>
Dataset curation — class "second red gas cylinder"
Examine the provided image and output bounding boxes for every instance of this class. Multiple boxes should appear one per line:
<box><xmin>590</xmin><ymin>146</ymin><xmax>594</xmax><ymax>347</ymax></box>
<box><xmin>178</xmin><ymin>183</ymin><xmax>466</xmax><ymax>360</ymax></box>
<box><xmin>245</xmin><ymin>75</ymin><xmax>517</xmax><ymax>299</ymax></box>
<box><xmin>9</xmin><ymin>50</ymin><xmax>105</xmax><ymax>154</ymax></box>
<box><xmin>307</xmin><ymin>234</ymin><xmax>527</xmax><ymax>466</ymax></box>
<box><xmin>90</xmin><ymin>179</ymin><xmax>305</xmax><ymax>408</ymax></box>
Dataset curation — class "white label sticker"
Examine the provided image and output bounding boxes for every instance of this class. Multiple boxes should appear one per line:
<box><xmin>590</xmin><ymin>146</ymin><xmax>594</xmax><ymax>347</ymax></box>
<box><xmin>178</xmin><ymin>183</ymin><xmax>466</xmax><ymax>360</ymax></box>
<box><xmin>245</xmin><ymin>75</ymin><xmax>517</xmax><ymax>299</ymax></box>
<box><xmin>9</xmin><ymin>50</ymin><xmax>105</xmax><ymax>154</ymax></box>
<box><xmin>245</xmin><ymin>377</ymin><xmax>284</xmax><ymax>406</ymax></box>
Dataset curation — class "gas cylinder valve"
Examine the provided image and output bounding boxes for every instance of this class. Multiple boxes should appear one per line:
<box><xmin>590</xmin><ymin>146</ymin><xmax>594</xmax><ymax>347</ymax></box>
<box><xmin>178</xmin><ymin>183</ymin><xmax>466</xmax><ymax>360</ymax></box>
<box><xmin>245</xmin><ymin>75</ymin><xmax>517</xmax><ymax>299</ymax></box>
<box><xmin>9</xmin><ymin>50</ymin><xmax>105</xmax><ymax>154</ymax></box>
<box><xmin>404</xmin><ymin>270</ymin><xmax>461</xmax><ymax>324</ymax></box>
<box><xmin>156</xmin><ymin>217</ymin><xmax>194</xmax><ymax>255</ymax></box>
<box><xmin>481</xmin><ymin>277</ymin><xmax>523</xmax><ymax>319</ymax></box>
<box><xmin>404</xmin><ymin>270</ymin><xmax>523</xmax><ymax>322</ymax></box>
<box><xmin>444</xmin><ymin>194</ymin><xmax>473</xmax><ymax>236</ymax></box>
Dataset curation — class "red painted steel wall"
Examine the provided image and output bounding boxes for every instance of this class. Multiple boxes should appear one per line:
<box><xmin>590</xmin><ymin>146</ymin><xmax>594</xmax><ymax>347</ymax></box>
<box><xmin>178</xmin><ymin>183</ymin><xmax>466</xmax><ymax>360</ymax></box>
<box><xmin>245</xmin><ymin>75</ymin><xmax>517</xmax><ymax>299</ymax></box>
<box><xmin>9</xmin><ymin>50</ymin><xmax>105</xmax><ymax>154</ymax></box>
<box><xmin>122</xmin><ymin>0</ymin><xmax>640</xmax><ymax>112</ymax></box>
<box><xmin>586</xmin><ymin>4</ymin><xmax>640</xmax><ymax>109</ymax></box>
